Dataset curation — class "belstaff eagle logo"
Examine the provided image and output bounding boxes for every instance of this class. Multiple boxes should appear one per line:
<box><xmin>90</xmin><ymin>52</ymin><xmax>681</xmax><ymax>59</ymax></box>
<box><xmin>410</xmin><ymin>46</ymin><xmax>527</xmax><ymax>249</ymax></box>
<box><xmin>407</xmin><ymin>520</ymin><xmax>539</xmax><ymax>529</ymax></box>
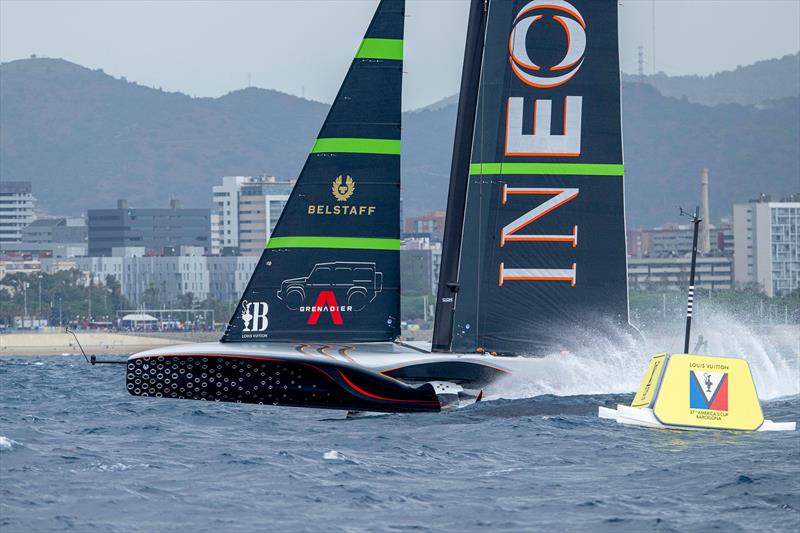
<box><xmin>332</xmin><ymin>175</ymin><xmax>355</xmax><ymax>201</ymax></box>
<box><xmin>509</xmin><ymin>0</ymin><xmax>586</xmax><ymax>88</ymax></box>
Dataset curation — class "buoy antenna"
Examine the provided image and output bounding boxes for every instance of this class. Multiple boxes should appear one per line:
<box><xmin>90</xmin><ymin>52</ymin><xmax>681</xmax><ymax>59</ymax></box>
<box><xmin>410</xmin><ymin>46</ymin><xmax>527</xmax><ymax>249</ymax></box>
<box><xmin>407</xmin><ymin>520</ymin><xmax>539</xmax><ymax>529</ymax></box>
<box><xmin>679</xmin><ymin>206</ymin><xmax>702</xmax><ymax>353</ymax></box>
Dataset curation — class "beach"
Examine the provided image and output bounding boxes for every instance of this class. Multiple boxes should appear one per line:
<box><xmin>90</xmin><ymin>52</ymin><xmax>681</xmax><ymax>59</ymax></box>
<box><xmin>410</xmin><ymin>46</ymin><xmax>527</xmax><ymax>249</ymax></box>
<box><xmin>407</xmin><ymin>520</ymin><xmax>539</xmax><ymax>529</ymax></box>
<box><xmin>0</xmin><ymin>331</ymin><xmax>218</xmax><ymax>356</ymax></box>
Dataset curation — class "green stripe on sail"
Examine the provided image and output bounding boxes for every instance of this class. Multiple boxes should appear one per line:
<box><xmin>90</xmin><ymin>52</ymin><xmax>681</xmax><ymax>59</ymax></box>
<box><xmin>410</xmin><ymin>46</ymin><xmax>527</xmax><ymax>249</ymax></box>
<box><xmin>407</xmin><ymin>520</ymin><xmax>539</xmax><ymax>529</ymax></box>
<box><xmin>355</xmin><ymin>38</ymin><xmax>403</xmax><ymax>60</ymax></box>
<box><xmin>267</xmin><ymin>236</ymin><xmax>400</xmax><ymax>251</ymax></box>
<box><xmin>311</xmin><ymin>138</ymin><xmax>401</xmax><ymax>155</ymax></box>
<box><xmin>470</xmin><ymin>163</ymin><xmax>625</xmax><ymax>176</ymax></box>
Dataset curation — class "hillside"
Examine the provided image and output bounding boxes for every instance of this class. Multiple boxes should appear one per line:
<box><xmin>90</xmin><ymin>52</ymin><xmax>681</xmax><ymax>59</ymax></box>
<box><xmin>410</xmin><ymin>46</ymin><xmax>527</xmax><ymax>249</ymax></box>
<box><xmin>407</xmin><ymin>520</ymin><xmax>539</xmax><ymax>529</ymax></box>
<box><xmin>622</xmin><ymin>53</ymin><xmax>800</xmax><ymax>107</ymax></box>
<box><xmin>0</xmin><ymin>58</ymin><xmax>328</xmax><ymax>212</ymax></box>
<box><xmin>1</xmin><ymin>57</ymin><xmax>798</xmax><ymax>227</ymax></box>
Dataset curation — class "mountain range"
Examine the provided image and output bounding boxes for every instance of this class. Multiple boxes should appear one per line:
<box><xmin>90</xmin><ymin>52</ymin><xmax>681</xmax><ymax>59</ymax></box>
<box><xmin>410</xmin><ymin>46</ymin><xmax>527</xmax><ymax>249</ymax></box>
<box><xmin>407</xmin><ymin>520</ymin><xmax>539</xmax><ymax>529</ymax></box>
<box><xmin>1</xmin><ymin>56</ymin><xmax>798</xmax><ymax>228</ymax></box>
<box><xmin>621</xmin><ymin>53</ymin><xmax>799</xmax><ymax>107</ymax></box>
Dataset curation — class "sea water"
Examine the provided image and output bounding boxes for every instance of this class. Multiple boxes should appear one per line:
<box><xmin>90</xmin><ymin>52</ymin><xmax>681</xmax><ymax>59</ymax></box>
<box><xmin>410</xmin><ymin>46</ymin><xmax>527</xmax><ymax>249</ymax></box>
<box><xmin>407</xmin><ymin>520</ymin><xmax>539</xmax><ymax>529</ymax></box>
<box><xmin>1</xmin><ymin>321</ymin><xmax>798</xmax><ymax>532</ymax></box>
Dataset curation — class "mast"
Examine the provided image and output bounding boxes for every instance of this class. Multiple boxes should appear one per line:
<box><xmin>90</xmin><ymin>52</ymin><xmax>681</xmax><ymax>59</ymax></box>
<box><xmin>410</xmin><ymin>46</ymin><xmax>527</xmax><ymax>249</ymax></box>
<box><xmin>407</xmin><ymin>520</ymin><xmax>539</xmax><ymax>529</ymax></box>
<box><xmin>431</xmin><ymin>0</ymin><xmax>488</xmax><ymax>352</ymax></box>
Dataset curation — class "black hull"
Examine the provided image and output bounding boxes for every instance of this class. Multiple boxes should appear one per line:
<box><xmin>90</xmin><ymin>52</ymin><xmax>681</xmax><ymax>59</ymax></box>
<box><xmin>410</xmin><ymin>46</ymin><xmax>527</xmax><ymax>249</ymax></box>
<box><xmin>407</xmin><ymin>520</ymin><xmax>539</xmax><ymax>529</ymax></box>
<box><xmin>127</xmin><ymin>354</ymin><xmax>442</xmax><ymax>413</ymax></box>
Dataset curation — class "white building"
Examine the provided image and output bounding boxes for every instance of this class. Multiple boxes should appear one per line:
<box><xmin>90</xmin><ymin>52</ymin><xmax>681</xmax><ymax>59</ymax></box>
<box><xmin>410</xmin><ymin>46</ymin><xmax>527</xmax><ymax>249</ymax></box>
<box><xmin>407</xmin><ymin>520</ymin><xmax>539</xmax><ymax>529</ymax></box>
<box><xmin>212</xmin><ymin>175</ymin><xmax>293</xmax><ymax>254</ymax></box>
<box><xmin>734</xmin><ymin>196</ymin><xmax>800</xmax><ymax>297</ymax></box>
<box><xmin>208</xmin><ymin>255</ymin><xmax>260</xmax><ymax>302</ymax></box>
<box><xmin>0</xmin><ymin>181</ymin><xmax>36</xmax><ymax>246</ymax></box>
<box><xmin>628</xmin><ymin>256</ymin><xmax>733</xmax><ymax>291</ymax></box>
<box><xmin>213</xmin><ymin>176</ymin><xmax>248</xmax><ymax>250</ymax></box>
<box><xmin>75</xmin><ymin>246</ymin><xmax>259</xmax><ymax>305</ymax></box>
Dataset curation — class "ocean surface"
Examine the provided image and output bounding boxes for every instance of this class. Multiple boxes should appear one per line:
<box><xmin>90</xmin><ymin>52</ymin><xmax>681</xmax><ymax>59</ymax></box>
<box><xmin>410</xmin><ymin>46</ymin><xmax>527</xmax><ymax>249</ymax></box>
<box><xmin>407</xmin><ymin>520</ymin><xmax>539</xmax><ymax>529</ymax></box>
<box><xmin>2</xmin><ymin>319</ymin><xmax>799</xmax><ymax>532</ymax></box>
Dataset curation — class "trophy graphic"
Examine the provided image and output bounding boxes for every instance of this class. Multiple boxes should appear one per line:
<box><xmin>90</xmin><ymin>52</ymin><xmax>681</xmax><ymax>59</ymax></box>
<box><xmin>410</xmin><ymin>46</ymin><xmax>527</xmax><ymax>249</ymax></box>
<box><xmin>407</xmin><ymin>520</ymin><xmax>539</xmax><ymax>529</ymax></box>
<box><xmin>703</xmin><ymin>373</ymin><xmax>714</xmax><ymax>393</ymax></box>
<box><xmin>241</xmin><ymin>300</ymin><xmax>253</xmax><ymax>332</ymax></box>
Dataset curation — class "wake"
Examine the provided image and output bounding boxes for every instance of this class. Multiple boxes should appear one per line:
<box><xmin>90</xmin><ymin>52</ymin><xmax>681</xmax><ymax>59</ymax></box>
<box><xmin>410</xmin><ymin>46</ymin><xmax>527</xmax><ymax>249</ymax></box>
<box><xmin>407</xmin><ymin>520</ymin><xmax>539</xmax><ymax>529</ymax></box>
<box><xmin>489</xmin><ymin>310</ymin><xmax>799</xmax><ymax>401</ymax></box>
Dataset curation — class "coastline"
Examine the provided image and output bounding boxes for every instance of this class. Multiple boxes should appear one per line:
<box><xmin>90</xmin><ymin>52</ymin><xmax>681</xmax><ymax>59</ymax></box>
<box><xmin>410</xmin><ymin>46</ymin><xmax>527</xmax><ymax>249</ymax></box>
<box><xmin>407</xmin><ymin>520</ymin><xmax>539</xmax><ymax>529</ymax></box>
<box><xmin>0</xmin><ymin>332</ymin><xmax>217</xmax><ymax>356</ymax></box>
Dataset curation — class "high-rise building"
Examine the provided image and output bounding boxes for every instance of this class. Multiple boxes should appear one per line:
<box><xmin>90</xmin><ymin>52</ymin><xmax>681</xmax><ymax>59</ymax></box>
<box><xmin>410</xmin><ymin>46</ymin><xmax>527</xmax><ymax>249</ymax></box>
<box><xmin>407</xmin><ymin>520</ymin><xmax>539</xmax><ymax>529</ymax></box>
<box><xmin>210</xmin><ymin>212</ymin><xmax>223</xmax><ymax>255</ymax></box>
<box><xmin>0</xmin><ymin>181</ymin><xmax>36</xmax><ymax>246</ymax></box>
<box><xmin>213</xmin><ymin>176</ymin><xmax>249</xmax><ymax>250</ymax></box>
<box><xmin>733</xmin><ymin>196</ymin><xmax>800</xmax><ymax>297</ymax></box>
<box><xmin>87</xmin><ymin>199</ymin><xmax>210</xmax><ymax>256</ymax></box>
<box><xmin>211</xmin><ymin>175</ymin><xmax>293</xmax><ymax>255</ymax></box>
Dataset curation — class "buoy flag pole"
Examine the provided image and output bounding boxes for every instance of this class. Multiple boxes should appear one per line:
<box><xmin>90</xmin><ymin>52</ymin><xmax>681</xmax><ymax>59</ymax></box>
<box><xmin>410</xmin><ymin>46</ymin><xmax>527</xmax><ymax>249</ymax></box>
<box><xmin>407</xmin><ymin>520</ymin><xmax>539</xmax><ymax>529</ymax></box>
<box><xmin>680</xmin><ymin>206</ymin><xmax>702</xmax><ymax>353</ymax></box>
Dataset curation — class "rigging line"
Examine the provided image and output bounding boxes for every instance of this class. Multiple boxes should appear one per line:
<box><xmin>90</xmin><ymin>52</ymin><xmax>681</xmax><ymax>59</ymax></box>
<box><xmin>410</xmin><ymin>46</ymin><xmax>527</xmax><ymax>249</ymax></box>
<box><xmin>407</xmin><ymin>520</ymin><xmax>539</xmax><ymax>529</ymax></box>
<box><xmin>475</xmin><ymin>1</ymin><xmax>488</xmax><ymax>347</ymax></box>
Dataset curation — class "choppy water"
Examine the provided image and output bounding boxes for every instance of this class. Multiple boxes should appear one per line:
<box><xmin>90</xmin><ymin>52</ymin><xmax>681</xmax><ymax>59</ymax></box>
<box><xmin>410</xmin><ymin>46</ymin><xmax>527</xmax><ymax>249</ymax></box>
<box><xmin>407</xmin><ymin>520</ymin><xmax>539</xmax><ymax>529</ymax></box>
<box><xmin>2</xmin><ymin>321</ymin><xmax>799</xmax><ymax>532</ymax></box>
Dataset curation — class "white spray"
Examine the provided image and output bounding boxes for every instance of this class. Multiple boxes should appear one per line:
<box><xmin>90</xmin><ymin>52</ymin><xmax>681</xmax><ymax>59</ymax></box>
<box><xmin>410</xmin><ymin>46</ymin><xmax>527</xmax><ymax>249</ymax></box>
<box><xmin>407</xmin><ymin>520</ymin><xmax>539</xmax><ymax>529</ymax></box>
<box><xmin>490</xmin><ymin>310</ymin><xmax>799</xmax><ymax>401</ymax></box>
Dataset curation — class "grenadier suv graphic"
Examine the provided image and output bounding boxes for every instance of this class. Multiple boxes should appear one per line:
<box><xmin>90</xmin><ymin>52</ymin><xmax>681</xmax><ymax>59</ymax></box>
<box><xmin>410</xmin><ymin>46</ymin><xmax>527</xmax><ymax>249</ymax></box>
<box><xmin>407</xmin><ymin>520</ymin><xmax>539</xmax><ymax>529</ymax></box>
<box><xmin>277</xmin><ymin>262</ymin><xmax>384</xmax><ymax>312</ymax></box>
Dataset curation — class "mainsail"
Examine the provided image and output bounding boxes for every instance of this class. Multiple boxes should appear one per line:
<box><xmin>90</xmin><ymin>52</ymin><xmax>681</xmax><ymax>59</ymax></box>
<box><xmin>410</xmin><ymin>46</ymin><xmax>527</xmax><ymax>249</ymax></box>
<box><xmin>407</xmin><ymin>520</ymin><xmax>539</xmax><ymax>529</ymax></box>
<box><xmin>433</xmin><ymin>0</ymin><xmax>630</xmax><ymax>355</ymax></box>
<box><xmin>223</xmin><ymin>0</ymin><xmax>404</xmax><ymax>343</ymax></box>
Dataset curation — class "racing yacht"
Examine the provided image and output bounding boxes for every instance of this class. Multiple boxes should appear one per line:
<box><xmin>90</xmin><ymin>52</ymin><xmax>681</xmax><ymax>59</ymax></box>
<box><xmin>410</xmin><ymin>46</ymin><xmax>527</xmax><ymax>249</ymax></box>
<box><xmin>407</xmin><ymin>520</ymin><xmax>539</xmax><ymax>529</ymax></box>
<box><xmin>127</xmin><ymin>0</ymin><xmax>632</xmax><ymax>412</ymax></box>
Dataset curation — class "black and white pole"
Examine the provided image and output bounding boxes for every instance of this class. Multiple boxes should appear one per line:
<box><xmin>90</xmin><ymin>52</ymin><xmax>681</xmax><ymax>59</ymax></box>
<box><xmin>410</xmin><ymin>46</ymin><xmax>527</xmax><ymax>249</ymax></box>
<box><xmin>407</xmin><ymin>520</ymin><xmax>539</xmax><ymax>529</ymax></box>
<box><xmin>680</xmin><ymin>206</ymin><xmax>702</xmax><ymax>353</ymax></box>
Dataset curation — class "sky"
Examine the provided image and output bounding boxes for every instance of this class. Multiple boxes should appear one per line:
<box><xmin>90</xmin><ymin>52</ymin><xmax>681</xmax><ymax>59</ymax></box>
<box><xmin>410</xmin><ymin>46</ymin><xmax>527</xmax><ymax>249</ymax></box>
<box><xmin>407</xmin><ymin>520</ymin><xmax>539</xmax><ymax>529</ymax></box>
<box><xmin>1</xmin><ymin>0</ymin><xmax>799</xmax><ymax>110</ymax></box>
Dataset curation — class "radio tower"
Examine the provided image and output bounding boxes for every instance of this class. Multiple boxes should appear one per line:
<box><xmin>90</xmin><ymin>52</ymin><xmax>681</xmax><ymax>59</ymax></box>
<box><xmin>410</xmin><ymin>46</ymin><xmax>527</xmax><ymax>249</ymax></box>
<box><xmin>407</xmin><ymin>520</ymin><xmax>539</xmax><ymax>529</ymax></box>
<box><xmin>637</xmin><ymin>45</ymin><xmax>645</xmax><ymax>81</ymax></box>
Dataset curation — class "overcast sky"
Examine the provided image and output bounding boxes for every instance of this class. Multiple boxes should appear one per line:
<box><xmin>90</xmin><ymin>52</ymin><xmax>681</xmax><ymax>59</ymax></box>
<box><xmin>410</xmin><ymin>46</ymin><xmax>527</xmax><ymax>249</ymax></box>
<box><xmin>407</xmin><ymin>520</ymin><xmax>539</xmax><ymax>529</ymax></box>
<box><xmin>1</xmin><ymin>0</ymin><xmax>798</xmax><ymax>110</ymax></box>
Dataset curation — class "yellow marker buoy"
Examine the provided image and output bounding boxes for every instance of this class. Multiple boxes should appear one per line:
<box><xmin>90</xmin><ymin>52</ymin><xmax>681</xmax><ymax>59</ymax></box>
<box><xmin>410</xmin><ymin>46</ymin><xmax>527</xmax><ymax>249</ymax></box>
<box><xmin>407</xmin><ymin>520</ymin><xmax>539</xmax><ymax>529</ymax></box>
<box><xmin>599</xmin><ymin>353</ymin><xmax>795</xmax><ymax>432</ymax></box>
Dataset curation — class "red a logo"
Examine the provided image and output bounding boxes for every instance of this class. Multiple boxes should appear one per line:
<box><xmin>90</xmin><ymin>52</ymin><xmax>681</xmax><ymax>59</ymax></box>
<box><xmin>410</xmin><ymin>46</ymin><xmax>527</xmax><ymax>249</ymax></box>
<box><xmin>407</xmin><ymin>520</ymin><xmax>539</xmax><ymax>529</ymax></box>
<box><xmin>307</xmin><ymin>291</ymin><xmax>344</xmax><ymax>325</ymax></box>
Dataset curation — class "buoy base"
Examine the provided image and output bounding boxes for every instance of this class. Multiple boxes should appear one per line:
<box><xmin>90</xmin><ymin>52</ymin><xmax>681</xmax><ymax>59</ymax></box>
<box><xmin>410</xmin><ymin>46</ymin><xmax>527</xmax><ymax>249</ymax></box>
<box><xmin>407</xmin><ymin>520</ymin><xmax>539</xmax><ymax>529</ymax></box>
<box><xmin>599</xmin><ymin>405</ymin><xmax>795</xmax><ymax>432</ymax></box>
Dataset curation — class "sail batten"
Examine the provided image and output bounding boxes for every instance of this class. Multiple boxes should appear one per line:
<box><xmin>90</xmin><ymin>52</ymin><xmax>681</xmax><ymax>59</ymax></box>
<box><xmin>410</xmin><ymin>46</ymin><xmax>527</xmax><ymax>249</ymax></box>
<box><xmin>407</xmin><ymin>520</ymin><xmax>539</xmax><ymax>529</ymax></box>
<box><xmin>470</xmin><ymin>162</ymin><xmax>624</xmax><ymax>176</ymax></box>
<box><xmin>356</xmin><ymin>38</ymin><xmax>404</xmax><ymax>60</ymax></box>
<box><xmin>310</xmin><ymin>138</ymin><xmax>401</xmax><ymax>155</ymax></box>
<box><xmin>266</xmin><ymin>237</ymin><xmax>401</xmax><ymax>251</ymax></box>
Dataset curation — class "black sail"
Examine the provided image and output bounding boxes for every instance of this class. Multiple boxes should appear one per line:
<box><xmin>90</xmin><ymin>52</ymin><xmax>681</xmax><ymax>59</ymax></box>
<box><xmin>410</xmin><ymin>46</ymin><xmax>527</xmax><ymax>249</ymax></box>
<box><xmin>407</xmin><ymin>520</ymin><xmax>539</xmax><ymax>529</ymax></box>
<box><xmin>222</xmin><ymin>0</ymin><xmax>404</xmax><ymax>343</ymax></box>
<box><xmin>439</xmin><ymin>0</ymin><xmax>630</xmax><ymax>355</ymax></box>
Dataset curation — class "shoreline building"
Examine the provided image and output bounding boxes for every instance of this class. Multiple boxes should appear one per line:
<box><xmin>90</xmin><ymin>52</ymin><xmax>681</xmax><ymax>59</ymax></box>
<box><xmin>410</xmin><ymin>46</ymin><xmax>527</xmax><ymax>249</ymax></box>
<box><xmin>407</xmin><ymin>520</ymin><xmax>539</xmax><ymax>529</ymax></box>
<box><xmin>87</xmin><ymin>200</ymin><xmax>210</xmax><ymax>256</ymax></box>
<box><xmin>212</xmin><ymin>175</ymin><xmax>294</xmax><ymax>255</ymax></box>
<box><xmin>733</xmin><ymin>195</ymin><xmax>799</xmax><ymax>297</ymax></box>
<box><xmin>400</xmin><ymin>236</ymin><xmax>442</xmax><ymax>295</ymax></box>
<box><xmin>628</xmin><ymin>256</ymin><xmax>733</xmax><ymax>291</ymax></box>
<box><xmin>0</xmin><ymin>181</ymin><xmax>36</xmax><ymax>247</ymax></box>
<box><xmin>626</xmin><ymin>222</ymin><xmax>733</xmax><ymax>259</ymax></box>
<box><xmin>404</xmin><ymin>211</ymin><xmax>446</xmax><ymax>242</ymax></box>
<box><xmin>75</xmin><ymin>246</ymin><xmax>258</xmax><ymax>305</ymax></box>
<box><xmin>0</xmin><ymin>217</ymin><xmax>88</xmax><ymax>258</ymax></box>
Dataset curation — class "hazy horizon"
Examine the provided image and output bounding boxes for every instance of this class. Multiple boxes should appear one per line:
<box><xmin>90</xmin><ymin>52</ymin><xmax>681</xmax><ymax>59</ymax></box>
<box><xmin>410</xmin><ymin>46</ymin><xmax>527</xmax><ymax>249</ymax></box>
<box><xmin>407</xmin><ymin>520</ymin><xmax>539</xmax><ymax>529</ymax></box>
<box><xmin>1</xmin><ymin>0</ymin><xmax>799</xmax><ymax>110</ymax></box>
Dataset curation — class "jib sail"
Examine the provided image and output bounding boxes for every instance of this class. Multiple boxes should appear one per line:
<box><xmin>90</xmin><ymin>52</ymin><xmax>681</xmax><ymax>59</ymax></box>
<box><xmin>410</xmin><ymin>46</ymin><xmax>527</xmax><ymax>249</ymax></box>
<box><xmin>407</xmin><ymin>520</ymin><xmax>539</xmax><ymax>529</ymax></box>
<box><xmin>222</xmin><ymin>0</ymin><xmax>404</xmax><ymax>343</ymax></box>
<box><xmin>433</xmin><ymin>0</ymin><xmax>630</xmax><ymax>355</ymax></box>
